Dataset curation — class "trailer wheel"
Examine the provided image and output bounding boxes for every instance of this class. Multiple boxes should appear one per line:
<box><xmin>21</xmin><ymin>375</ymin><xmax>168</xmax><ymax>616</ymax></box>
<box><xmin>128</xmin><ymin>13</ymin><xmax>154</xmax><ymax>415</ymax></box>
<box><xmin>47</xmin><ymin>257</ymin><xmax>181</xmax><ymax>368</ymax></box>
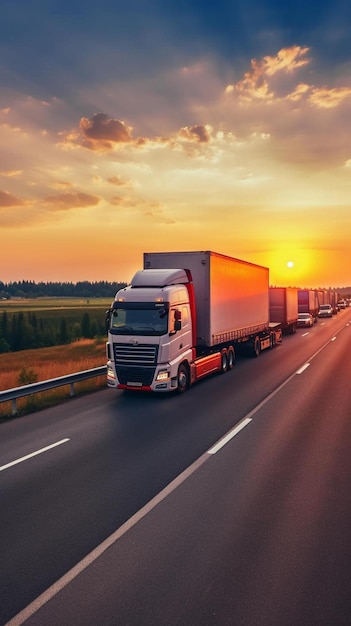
<box><xmin>220</xmin><ymin>349</ymin><xmax>228</xmax><ymax>373</ymax></box>
<box><xmin>177</xmin><ymin>364</ymin><xmax>189</xmax><ymax>393</ymax></box>
<box><xmin>253</xmin><ymin>336</ymin><xmax>261</xmax><ymax>357</ymax></box>
<box><xmin>227</xmin><ymin>346</ymin><xmax>235</xmax><ymax>369</ymax></box>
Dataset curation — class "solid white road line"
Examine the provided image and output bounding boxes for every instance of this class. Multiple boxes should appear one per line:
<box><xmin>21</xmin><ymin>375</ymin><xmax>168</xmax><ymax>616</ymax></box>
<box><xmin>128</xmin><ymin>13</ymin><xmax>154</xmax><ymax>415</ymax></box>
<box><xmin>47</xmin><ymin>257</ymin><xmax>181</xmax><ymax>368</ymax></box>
<box><xmin>0</xmin><ymin>438</ymin><xmax>70</xmax><ymax>472</ymax></box>
<box><xmin>296</xmin><ymin>363</ymin><xmax>310</xmax><ymax>374</ymax></box>
<box><xmin>208</xmin><ymin>418</ymin><xmax>252</xmax><ymax>454</ymax></box>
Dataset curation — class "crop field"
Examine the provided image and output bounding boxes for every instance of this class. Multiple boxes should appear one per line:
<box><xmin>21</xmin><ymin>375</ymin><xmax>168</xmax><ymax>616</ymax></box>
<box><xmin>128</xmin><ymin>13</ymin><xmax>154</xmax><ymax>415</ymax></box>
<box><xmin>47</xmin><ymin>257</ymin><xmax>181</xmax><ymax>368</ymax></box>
<box><xmin>0</xmin><ymin>297</ymin><xmax>112</xmax><ymax>313</ymax></box>
<box><xmin>0</xmin><ymin>338</ymin><xmax>107</xmax><ymax>419</ymax></box>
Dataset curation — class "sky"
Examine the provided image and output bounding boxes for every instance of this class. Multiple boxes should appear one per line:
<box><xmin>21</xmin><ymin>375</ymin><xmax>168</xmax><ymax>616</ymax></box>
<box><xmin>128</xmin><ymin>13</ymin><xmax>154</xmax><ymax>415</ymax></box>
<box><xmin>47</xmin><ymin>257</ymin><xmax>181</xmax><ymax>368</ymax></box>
<box><xmin>1</xmin><ymin>0</ymin><xmax>351</xmax><ymax>288</ymax></box>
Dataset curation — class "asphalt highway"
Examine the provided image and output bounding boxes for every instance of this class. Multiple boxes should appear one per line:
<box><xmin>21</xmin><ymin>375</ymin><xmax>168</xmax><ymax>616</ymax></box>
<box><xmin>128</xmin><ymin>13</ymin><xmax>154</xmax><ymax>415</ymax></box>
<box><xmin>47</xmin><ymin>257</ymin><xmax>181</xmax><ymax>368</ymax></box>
<box><xmin>1</xmin><ymin>309</ymin><xmax>351</xmax><ymax>625</ymax></box>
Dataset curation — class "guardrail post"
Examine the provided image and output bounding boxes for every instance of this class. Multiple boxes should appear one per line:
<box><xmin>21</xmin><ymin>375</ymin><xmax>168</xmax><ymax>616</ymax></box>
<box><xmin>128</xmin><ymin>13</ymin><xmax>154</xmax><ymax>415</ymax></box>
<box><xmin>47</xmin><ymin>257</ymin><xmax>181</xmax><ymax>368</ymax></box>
<box><xmin>70</xmin><ymin>383</ymin><xmax>76</xmax><ymax>397</ymax></box>
<box><xmin>12</xmin><ymin>398</ymin><xmax>18</xmax><ymax>416</ymax></box>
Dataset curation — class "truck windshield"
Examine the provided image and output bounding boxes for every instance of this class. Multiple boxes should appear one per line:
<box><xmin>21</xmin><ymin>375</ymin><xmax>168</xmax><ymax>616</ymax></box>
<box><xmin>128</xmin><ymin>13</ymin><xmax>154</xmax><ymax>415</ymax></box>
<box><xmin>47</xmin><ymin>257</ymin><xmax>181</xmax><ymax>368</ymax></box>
<box><xmin>110</xmin><ymin>305</ymin><xmax>168</xmax><ymax>336</ymax></box>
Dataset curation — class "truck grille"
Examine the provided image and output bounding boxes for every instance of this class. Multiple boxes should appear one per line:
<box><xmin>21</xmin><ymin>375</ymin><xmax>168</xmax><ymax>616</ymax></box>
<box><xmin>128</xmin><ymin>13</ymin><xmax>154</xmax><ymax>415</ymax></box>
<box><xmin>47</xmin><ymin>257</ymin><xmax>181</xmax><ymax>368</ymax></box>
<box><xmin>116</xmin><ymin>366</ymin><xmax>155</xmax><ymax>387</ymax></box>
<box><xmin>113</xmin><ymin>343</ymin><xmax>158</xmax><ymax>387</ymax></box>
<box><xmin>113</xmin><ymin>342</ymin><xmax>158</xmax><ymax>366</ymax></box>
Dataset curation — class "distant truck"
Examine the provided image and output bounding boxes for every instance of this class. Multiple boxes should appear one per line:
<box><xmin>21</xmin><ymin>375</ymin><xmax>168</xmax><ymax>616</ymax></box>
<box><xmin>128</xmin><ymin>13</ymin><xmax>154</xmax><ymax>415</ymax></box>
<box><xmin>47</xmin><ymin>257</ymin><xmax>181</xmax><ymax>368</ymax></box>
<box><xmin>106</xmin><ymin>251</ymin><xmax>282</xmax><ymax>393</ymax></box>
<box><xmin>329</xmin><ymin>291</ymin><xmax>339</xmax><ymax>314</ymax></box>
<box><xmin>298</xmin><ymin>289</ymin><xmax>319</xmax><ymax>323</ymax></box>
<box><xmin>269</xmin><ymin>287</ymin><xmax>298</xmax><ymax>334</ymax></box>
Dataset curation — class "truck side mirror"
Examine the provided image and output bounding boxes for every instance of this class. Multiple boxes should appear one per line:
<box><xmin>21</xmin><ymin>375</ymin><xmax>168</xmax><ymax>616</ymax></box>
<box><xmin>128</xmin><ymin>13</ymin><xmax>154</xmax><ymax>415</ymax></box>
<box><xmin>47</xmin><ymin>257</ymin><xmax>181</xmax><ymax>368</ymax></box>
<box><xmin>105</xmin><ymin>309</ymin><xmax>112</xmax><ymax>333</ymax></box>
<box><xmin>174</xmin><ymin>309</ymin><xmax>181</xmax><ymax>332</ymax></box>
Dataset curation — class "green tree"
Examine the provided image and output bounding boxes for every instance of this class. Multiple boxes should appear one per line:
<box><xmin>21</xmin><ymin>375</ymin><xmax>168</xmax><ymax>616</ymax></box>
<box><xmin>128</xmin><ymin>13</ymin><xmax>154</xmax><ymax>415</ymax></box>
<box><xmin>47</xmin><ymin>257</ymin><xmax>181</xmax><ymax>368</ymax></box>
<box><xmin>59</xmin><ymin>318</ymin><xmax>69</xmax><ymax>344</ymax></box>
<box><xmin>0</xmin><ymin>337</ymin><xmax>10</xmax><ymax>353</ymax></box>
<box><xmin>1</xmin><ymin>311</ymin><xmax>9</xmax><ymax>342</ymax></box>
<box><xmin>81</xmin><ymin>312</ymin><xmax>91</xmax><ymax>338</ymax></box>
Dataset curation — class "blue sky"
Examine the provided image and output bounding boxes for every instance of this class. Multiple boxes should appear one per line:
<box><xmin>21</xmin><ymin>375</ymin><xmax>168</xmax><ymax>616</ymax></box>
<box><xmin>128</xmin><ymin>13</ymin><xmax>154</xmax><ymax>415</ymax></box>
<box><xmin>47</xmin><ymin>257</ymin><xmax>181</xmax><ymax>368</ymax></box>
<box><xmin>1</xmin><ymin>0</ymin><xmax>351</xmax><ymax>286</ymax></box>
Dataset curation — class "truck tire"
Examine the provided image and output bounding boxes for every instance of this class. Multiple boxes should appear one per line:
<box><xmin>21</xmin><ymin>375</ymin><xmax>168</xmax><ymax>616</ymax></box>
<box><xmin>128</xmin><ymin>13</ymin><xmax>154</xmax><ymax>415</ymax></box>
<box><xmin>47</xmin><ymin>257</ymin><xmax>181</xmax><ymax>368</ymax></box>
<box><xmin>177</xmin><ymin>363</ymin><xmax>189</xmax><ymax>393</ymax></box>
<box><xmin>227</xmin><ymin>346</ymin><xmax>235</xmax><ymax>369</ymax></box>
<box><xmin>253</xmin><ymin>336</ymin><xmax>261</xmax><ymax>357</ymax></box>
<box><xmin>220</xmin><ymin>349</ymin><xmax>228</xmax><ymax>373</ymax></box>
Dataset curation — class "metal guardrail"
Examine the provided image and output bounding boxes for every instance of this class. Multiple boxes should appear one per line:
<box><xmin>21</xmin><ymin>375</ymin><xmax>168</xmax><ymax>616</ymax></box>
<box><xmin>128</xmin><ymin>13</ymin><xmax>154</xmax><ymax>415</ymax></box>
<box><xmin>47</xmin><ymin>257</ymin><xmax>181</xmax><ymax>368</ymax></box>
<box><xmin>0</xmin><ymin>366</ymin><xmax>107</xmax><ymax>416</ymax></box>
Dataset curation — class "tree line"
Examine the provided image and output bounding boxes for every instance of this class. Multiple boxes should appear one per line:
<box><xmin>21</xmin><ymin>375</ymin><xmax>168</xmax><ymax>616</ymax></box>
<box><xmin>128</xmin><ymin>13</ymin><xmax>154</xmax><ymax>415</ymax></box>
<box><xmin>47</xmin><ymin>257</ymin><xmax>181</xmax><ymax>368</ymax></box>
<box><xmin>0</xmin><ymin>310</ymin><xmax>106</xmax><ymax>353</ymax></box>
<box><xmin>0</xmin><ymin>280</ymin><xmax>127</xmax><ymax>299</ymax></box>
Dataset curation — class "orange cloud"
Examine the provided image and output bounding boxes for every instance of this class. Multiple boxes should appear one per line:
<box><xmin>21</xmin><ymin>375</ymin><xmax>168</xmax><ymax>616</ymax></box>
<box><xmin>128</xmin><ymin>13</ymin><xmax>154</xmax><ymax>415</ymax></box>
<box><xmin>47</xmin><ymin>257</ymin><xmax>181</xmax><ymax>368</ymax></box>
<box><xmin>79</xmin><ymin>112</ymin><xmax>133</xmax><ymax>150</ymax></box>
<box><xmin>227</xmin><ymin>45</ymin><xmax>311</xmax><ymax>103</ymax></box>
<box><xmin>107</xmin><ymin>176</ymin><xmax>129</xmax><ymax>186</ymax></box>
<box><xmin>262</xmin><ymin>46</ymin><xmax>310</xmax><ymax>75</ymax></box>
<box><xmin>43</xmin><ymin>191</ymin><xmax>100</xmax><ymax>210</ymax></box>
<box><xmin>49</xmin><ymin>180</ymin><xmax>75</xmax><ymax>190</ymax></box>
<box><xmin>60</xmin><ymin>112</ymin><xmax>214</xmax><ymax>155</ymax></box>
<box><xmin>178</xmin><ymin>124</ymin><xmax>210</xmax><ymax>143</ymax></box>
<box><xmin>110</xmin><ymin>196</ymin><xmax>124</xmax><ymax>205</ymax></box>
<box><xmin>0</xmin><ymin>170</ymin><xmax>23</xmax><ymax>177</ymax></box>
<box><xmin>0</xmin><ymin>190</ymin><xmax>26</xmax><ymax>207</ymax></box>
<box><xmin>308</xmin><ymin>86</ymin><xmax>351</xmax><ymax>108</ymax></box>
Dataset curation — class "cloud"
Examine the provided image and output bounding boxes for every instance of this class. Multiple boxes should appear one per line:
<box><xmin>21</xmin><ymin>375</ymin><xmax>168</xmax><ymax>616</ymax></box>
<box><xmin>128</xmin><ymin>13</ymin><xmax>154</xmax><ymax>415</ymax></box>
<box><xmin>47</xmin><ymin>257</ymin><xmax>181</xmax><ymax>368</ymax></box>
<box><xmin>308</xmin><ymin>86</ymin><xmax>351</xmax><ymax>108</ymax></box>
<box><xmin>107</xmin><ymin>176</ymin><xmax>129</xmax><ymax>186</ymax></box>
<box><xmin>261</xmin><ymin>46</ymin><xmax>310</xmax><ymax>76</ymax></box>
<box><xmin>0</xmin><ymin>190</ymin><xmax>26</xmax><ymax>207</ymax></box>
<box><xmin>79</xmin><ymin>112</ymin><xmax>133</xmax><ymax>150</ymax></box>
<box><xmin>108</xmin><ymin>194</ymin><xmax>175</xmax><ymax>224</ymax></box>
<box><xmin>49</xmin><ymin>180</ymin><xmax>75</xmax><ymax>190</ymax></box>
<box><xmin>226</xmin><ymin>46</ymin><xmax>311</xmax><ymax>103</ymax></box>
<box><xmin>0</xmin><ymin>169</ymin><xmax>23</xmax><ymax>177</ymax></box>
<box><xmin>178</xmin><ymin>124</ymin><xmax>210</xmax><ymax>143</ymax></box>
<box><xmin>59</xmin><ymin>112</ymin><xmax>135</xmax><ymax>151</ymax></box>
<box><xmin>42</xmin><ymin>191</ymin><xmax>100</xmax><ymax>210</ymax></box>
<box><xmin>224</xmin><ymin>45</ymin><xmax>351</xmax><ymax>113</ymax></box>
<box><xmin>110</xmin><ymin>196</ymin><xmax>124</xmax><ymax>206</ymax></box>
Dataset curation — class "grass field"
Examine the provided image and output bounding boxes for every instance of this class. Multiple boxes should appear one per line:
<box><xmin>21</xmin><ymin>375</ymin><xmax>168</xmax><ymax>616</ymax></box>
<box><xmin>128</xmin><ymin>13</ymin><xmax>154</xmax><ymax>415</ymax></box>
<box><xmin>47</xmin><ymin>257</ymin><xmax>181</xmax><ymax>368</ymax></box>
<box><xmin>0</xmin><ymin>297</ymin><xmax>112</xmax><ymax>312</ymax></box>
<box><xmin>0</xmin><ymin>338</ymin><xmax>107</xmax><ymax>419</ymax></box>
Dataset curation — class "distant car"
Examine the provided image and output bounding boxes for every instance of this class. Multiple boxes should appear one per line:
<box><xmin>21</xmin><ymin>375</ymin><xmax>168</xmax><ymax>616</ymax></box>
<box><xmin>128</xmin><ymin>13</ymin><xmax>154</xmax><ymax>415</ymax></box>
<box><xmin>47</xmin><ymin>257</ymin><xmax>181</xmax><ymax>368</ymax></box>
<box><xmin>318</xmin><ymin>304</ymin><xmax>333</xmax><ymax>318</ymax></box>
<box><xmin>297</xmin><ymin>312</ymin><xmax>314</xmax><ymax>327</ymax></box>
<box><xmin>337</xmin><ymin>300</ymin><xmax>347</xmax><ymax>309</ymax></box>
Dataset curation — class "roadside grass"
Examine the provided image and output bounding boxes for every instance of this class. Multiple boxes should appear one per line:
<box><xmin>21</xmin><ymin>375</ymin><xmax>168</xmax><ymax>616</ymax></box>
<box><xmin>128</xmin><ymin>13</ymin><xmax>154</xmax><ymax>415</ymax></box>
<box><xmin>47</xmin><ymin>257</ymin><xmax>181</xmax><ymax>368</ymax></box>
<box><xmin>0</xmin><ymin>338</ymin><xmax>107</xmax><ymax>419</ymax></box>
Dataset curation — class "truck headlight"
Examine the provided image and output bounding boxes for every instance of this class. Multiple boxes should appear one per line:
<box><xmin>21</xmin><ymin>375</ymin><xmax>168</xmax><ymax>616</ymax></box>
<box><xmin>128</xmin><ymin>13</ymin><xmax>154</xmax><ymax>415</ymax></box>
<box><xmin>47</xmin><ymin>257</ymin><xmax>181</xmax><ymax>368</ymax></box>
<box><xmin>107</xmin><ymin>366</ymin><xmax>116</xmax><ymax>380</ymax></box>
<box><xmin>156</xmin><ymin>370</ymin><xmax>170</xmax><ymax>381</ymax></box>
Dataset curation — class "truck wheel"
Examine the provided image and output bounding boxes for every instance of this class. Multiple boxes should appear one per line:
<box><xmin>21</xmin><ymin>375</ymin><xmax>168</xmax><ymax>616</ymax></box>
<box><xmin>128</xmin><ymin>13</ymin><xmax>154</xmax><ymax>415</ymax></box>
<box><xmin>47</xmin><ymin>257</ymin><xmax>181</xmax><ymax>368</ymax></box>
<box><xmin>253</xmin><ymin>337</ymin><xmax>261</xmax><ymax>357</ymax></box>
<box><xmin>177</xmin><ymin>364</ymin><xmax>189</xmax><ymax>393</ymax></box>
<box><xmin>227</xmin><ymin>346</ymin><xmax>235</xmax><ymax>369</ymax></box>
<box><xmin>220</xmin><ymin>349</ymin><xmax>228</xmax><ymax>373</ymax></box>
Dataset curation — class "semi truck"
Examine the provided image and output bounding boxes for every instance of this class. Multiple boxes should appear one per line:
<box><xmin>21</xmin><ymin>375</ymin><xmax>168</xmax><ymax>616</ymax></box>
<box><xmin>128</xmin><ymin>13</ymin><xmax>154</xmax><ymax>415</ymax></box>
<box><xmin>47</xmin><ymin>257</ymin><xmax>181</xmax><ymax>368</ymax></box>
<box><xmin>106</xmin><ymin>250</ymin><xmax>282</xmax><ymax>393</ymax></box>
<box><xmin>269</xmin><ymin>287</ymin><xmax>298</xmax><ymax>334</ymax></box>
<box><xmin>298</xmin><ymin>289</ymin><xmax>319</xmax><ymax>323</ymax></box>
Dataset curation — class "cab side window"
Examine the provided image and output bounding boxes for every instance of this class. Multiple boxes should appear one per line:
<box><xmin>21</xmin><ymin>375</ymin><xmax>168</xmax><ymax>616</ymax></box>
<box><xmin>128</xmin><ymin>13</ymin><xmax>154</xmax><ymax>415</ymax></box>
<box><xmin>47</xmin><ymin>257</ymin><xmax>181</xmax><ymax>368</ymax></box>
<box><xmin>182</xmin><ymin>306</ymin><xmax>189</xmax><ymax>326</ymax></box>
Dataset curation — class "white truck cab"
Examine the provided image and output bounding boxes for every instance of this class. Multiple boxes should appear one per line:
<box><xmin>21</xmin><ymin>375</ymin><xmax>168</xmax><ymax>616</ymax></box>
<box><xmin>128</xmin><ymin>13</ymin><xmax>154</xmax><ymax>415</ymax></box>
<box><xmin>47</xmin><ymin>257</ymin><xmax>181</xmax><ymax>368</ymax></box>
<box><xmin>106</xmin><ymin>268</ymin><xmax>194</xmax><ymax>391</ymax></box>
